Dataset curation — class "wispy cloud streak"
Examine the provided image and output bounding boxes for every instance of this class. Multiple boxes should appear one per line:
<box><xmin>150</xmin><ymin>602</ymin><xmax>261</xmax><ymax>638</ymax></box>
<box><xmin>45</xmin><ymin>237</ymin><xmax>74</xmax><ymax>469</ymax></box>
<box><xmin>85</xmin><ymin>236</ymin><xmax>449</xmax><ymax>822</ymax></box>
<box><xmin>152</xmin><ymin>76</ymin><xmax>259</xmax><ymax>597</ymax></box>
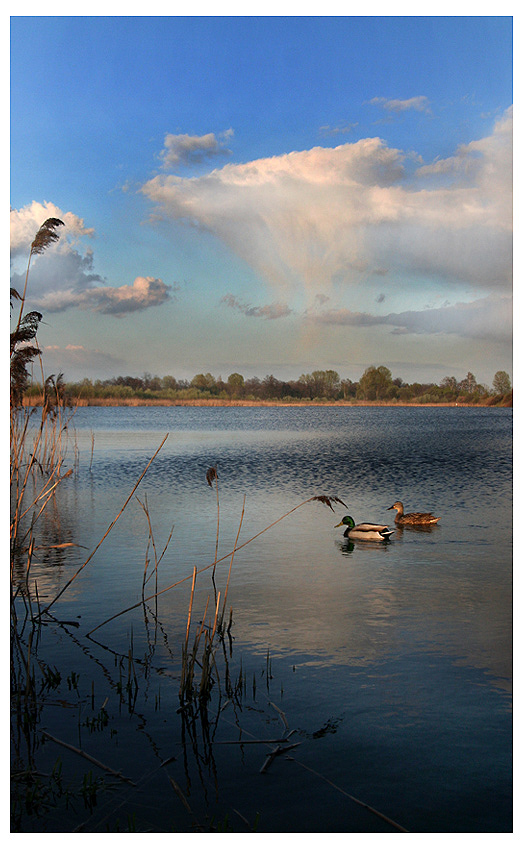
<box><xmin>369</xmin><ymin>95</ymin><xmax>432</xmax><ymax>113</ymax></box>
<box><xmin>221</xmin><ymin>293</ymin><xmax>292</xmax><ymax>319</ymax></box>
<box><xmin>307</xmin><ymin>294</ymin><xmax>512</xmax><ymax>341</ymax></box>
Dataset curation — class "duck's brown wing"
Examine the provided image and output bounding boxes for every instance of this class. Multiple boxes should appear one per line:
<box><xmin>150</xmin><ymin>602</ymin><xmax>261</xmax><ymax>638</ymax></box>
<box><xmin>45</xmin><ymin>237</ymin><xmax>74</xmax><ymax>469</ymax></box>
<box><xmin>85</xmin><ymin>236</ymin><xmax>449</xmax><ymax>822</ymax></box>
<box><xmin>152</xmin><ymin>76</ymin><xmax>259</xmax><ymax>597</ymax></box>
<box><xmin>404</xmin><ymin>512</ymin><xmax>440</xmax><ymax>524</ymax></box>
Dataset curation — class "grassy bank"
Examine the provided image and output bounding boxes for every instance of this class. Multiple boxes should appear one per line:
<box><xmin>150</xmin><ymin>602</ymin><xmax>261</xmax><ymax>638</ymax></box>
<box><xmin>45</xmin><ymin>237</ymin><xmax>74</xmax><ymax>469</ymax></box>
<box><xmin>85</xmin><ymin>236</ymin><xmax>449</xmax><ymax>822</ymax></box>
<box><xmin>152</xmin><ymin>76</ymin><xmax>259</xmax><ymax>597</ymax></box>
<box><xmin>22</xmin><ymin>395</ymin><xmax>512</xmax><ymax>408</ymax></box>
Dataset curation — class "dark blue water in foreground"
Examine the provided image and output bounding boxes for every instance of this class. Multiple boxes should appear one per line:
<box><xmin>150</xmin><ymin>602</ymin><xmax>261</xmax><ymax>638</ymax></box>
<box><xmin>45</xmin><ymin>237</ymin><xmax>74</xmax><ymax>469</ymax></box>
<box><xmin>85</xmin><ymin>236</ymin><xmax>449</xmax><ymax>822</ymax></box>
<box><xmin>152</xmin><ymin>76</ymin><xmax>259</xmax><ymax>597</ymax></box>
<box><xmin>17</xmin><ymin>406</ymin><xmax>512</xmax><ymax>832</ymax></box>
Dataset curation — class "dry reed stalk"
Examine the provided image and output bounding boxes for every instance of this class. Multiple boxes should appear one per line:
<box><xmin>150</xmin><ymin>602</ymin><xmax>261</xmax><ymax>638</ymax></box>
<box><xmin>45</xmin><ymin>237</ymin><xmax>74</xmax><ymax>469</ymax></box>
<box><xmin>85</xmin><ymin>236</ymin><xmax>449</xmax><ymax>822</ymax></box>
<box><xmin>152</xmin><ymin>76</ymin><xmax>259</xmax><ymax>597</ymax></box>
<box><xmin>217</xmin><ymin>495</ymin><xmax>245</xmax><ymax>632</ymax></box>
<box><xmin>15</xmin><ymin>468</ymin><xmax>73</xmax><ymax>537</ymax></box>
<box><xmin>139</xmin><ymin>497</ymin><xmax>153</xmax><ymax>598</ymax></box>
<box><xmin>10</xmin><ymin>401</ymin><xmax>74</xmax><ymax>551</ymax></box>
<box><xmin>193</xmin><ymin>594</ymin><xmax>211</xmax><ymax>647</ymax></box>
<box><xmin>198</xmin><ymin>593</ymin><xmax>223</xmax><ymax>699</ymax></box>
<box><xmin>40</xmin><ymin>433</ymin><xmax>168</xmax><ymax>615</ymax></box>
<box><xmin>137</xmin><ymin>495</ymin><xmax>174</xmax><ymax>599</ymax></box>
<box><xmin>269</xmin><ymin>700</ymin><xmax>289</xmax><ymax>731</ymax></box>
<box><xmin>167</xmin><ymin>776</ymin><xmax>204</xmax><ymax>831</ymax></box>
<box><xmin>184</xmin><ymin>567</ymin><xmax>197</xmax><ymax>647</ymax></box>
<box><xmin>180</xmin><ymin>586</ymin><xmax>225</xmax><ymax>703</ymax></box>
<box><xmin>180</xmin><ymin>567</ymin><xmax>198</xmax><ymax>699</ymax></box>
<box><xmin>24</xmin><ymin>535</ymin><xmax>35</xmax><ymax>598</ymax></box>
<box><xmin>9</xmin><ymin>410</ymin><xmax>32</xmax><ymax>486</ymax></box>
<box><xmin>87</xmin><ymin>493</ymin><xmax>346</xmax><ymax>637</ymax></box>
<box><xmin>210</xmin><ymin>591</ymin><xmax>221</xmax><ymax>641</ymax></box>
<box><xmin>206</xmin><ymin>466</ymin><xmax>220</xmax><ymax>580</ymax></box>
<box><xmin>10</xmin><ymin>412</ymin><xmax>45</xmax><ymax>533</ymax></box>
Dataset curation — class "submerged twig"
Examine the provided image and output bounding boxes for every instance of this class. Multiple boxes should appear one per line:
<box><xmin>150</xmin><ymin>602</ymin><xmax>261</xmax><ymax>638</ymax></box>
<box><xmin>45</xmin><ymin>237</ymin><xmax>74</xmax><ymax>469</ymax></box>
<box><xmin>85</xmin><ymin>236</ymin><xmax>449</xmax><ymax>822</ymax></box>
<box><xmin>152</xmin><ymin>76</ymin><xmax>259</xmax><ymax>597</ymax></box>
<box><xmin>42</xmin><ymin>732</ymin><xmax>136</xmax><ymax>786</ymax></box>
<box><xmin>286</xmin><ymin>757</ymin><xmax>409</xmax><ymax>832</ymax></box>
<box><xmin>259</xmin><ymin>741</ymin><xmax>301</xmax><ymax>773</ymax></box>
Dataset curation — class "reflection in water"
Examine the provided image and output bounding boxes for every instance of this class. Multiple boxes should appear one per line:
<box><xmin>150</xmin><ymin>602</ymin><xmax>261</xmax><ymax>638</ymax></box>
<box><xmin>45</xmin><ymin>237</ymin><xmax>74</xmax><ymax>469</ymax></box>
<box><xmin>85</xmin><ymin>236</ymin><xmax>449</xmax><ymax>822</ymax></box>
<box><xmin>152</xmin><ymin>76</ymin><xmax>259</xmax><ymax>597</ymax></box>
<box><xmin>61</xmin><ymin>407</ymin><xmax>513</xmax><ymax>687</ymax></box>
<box><xmin>337</xmin><ymin>538</ymin><xmax>394</xmax><ymax>554</ymax></box>
<box><xmin>13</xmin><ymin>406</ymin><xmax>512</xmax><ymax>832</ymax></box>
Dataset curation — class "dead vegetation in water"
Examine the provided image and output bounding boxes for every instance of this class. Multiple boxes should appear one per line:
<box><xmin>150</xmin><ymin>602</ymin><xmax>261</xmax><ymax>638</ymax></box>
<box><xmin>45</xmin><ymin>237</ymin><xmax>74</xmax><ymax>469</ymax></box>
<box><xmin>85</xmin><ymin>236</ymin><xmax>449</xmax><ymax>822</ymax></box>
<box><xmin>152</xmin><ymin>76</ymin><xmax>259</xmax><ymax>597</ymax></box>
<box><xmin>10</xmin><ymin>222</ymin><xmax>408</xmax><ymax>833</ymax></box>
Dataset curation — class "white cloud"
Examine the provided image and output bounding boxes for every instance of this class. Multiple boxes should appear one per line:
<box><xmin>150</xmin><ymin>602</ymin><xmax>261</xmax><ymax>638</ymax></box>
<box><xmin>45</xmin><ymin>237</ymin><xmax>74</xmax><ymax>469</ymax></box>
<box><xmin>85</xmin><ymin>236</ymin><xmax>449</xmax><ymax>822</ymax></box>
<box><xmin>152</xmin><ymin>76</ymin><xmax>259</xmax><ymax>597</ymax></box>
<box><xmin>142</xmin><ymin>136</ymin><xmax>408</xmax><ymax>297</ymax></box>
<box><xmin>10</xmin><ymin>200</ymin><xmax>94</xmax><ymax>259</ymax></box>
<box><xmin>10</xmin><ymin>203</ymin><xmax>174</xmax><ymax>317</ymax></box>
<box><xmin>141</xmin><ymin>108</ymin><xmax>512</xmax><ymax>343</ymax></box>
<box><xmin>34</xmin><ymin>276</ymin><xmax>174</xmax><ymax>317</ymax></box>
<box><xmin>84</xmin><ymin>276</ymin><xmax>174</xmax><ymax>316</ymax></box>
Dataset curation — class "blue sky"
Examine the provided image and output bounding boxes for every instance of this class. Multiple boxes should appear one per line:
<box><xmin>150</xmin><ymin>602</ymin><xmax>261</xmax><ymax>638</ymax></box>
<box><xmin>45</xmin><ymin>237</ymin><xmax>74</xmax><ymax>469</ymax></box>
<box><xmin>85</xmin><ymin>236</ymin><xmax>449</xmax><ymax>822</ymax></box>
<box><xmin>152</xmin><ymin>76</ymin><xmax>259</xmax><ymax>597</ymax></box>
<box><xmin>10</xmin><ymin>15</ymin><xmax>513</xmax><ymax>387</ymax></box>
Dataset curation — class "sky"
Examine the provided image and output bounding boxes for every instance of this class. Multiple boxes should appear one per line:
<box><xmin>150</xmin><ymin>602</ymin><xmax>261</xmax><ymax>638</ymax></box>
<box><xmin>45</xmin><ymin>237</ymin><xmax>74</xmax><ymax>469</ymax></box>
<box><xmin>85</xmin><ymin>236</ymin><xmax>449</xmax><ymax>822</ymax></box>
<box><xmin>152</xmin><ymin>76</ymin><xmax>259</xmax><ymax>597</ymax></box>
<box><xmin>9</xmin><ymin>14</ymin><xmax>513</xmax><ymax>388</ymax></box>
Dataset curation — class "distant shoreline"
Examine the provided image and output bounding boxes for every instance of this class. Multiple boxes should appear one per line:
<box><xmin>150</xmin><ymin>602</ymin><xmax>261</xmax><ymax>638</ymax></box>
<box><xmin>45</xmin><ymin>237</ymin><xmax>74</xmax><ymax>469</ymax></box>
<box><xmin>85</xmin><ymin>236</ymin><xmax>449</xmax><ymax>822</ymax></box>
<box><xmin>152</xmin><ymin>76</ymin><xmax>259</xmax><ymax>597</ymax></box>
<box><xmin>23</xmin><ymin>396</ymin><xmax>512</xmax><ymax>409</ymax></box>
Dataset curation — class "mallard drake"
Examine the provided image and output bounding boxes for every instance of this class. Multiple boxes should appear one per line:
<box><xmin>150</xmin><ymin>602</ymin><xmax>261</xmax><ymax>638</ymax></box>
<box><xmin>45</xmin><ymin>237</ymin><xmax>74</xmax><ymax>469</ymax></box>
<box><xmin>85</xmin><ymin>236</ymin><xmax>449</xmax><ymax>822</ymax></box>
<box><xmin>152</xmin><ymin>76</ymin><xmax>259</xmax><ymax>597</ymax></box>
<box><xmin>335</xmin><ymin>515</ymin><xmax>394</xmax><ymax>541</ymax></box>
<box><xmin>387</xmin><ymin>501</ymin><xmax>440</xmax><ymax>525</ymax></box>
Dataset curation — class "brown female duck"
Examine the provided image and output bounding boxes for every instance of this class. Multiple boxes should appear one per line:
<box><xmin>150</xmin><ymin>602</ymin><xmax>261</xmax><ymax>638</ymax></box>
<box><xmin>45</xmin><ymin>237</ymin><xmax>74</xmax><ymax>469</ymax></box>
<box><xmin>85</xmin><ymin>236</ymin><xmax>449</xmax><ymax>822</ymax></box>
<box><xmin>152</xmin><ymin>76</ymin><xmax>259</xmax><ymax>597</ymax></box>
<box><xmin>387</xmin><ymin>500</ymin><xmax>440</xmax><ymax>526</ymax></box>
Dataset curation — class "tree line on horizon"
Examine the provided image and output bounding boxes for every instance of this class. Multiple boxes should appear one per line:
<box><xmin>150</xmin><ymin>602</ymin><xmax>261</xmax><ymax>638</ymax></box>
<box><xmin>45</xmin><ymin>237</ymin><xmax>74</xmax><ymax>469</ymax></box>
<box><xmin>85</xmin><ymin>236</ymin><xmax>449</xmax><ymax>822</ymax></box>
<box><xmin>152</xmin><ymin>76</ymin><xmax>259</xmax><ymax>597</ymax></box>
<box><xmin>26</xmin><ymin>365</ymin><xmax>513</xmax><ymax>406</ymax></box>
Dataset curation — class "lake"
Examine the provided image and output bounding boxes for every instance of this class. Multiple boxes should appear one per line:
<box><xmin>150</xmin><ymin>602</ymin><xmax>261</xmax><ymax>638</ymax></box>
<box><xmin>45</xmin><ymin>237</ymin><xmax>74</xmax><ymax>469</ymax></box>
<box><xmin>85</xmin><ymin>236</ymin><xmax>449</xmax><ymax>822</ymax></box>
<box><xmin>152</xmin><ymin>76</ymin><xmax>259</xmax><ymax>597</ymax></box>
<box><xmin>11</xmin><ymin>405</ymin><xmax>512</xmax><ymax>833</ymax></box>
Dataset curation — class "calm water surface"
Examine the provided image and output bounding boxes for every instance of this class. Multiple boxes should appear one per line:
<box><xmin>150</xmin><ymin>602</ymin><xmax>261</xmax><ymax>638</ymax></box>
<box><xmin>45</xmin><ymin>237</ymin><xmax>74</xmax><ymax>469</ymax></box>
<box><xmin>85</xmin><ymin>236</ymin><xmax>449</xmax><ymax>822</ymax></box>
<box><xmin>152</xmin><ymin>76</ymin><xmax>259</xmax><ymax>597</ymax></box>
<box><xmin>16</xmin><ymin>406</ymin><xmax>512</xmax><ymax>832</ymax></box>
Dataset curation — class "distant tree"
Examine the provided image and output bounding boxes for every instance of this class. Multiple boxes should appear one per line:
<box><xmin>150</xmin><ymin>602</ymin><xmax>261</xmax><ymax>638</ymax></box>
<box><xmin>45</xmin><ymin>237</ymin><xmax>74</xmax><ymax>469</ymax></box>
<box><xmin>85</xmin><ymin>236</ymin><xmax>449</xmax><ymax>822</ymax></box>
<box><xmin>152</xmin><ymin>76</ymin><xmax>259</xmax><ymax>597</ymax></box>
<box><xmin>492</xmin><ymin>370</ymin><xmax>511</xmax><ymax>395</ymax></box>
<box><xmin>440</xmin><ymin>376</ymin><xmax>458</xmax><ymax>391</ymax></box>
<box><xmin>227</xmin><ymin>372</ymin><xmax>245</xmax><ymax>397</ymax></box>
<box><xmin>147</xmin><ymin>375</ymin><xmax>162</xmax><ymax>392</ymax></box>
<box><xmin>244</xmin><ymin>376</ymin><xmax>261</xmax><ymax>398</ymax></box>
<box><xmin>75</xmin><ymin>378</ymin><xmax>95</xmax><ymax>399</ymax></box>
<box><xmin>118</xmin><ymin>375</ymin><xmax>144</xmax><ymax>391</ymax></box>
<box><xmin>340</xmin><ymin>378</ymin><xmax>358</xmax><ymax>399</ymax></box>
<box><xmin>297</xmin><ymin>370</ymin><xmax>341</xmax><ymax>399</ymax></box>
<box><xmin>162</xmin><ymin>375</ymin><xmax>178</xmax><ymax>390</ymax></box>
<box><xmin>296</xmin><ymin>373</ymin><xmax>314</xmax><ymax>398</ymax></box>
<box><xmin>398</xmin><ymin>385</ymin><xmax>414</xmax><ymax>401</ymax></box>
<box><xmin>357</xmin><ymin>365</ymin><xmax>393</xmax><ymax>400</ymax></box>
<box><xmin>321</xmin><ymin>369</ymin><xmax>341</xmax><ymax>398</ymax></box>
<box><xmin>191</xmin><ymin>373</ymin><xmax>216</xmax><ymax>391</ymax></box>
<box><xmin>458</xmin><ymin>372</ymin><xmax>477</xmax><ymax>394</ymax></box>
<box><xmin>260</xmin><ymin>374</ymin><xmax>285</xmax><ymax>399</ymax></box>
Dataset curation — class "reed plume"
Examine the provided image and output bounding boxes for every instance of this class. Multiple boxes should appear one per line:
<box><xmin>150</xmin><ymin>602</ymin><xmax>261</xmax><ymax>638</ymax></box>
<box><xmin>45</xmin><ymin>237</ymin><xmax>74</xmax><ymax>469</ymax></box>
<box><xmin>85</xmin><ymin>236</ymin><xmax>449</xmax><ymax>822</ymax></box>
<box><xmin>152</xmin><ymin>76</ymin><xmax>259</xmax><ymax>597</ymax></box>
<box><xmin>11</xmin><ymin>218</ymin><xmax>64</xmax><ymax>407</ymax></box>
<box><xmin>12</xmin><ymin>218</ymin><xmax>64</xmax><ymax>338</ymax></box>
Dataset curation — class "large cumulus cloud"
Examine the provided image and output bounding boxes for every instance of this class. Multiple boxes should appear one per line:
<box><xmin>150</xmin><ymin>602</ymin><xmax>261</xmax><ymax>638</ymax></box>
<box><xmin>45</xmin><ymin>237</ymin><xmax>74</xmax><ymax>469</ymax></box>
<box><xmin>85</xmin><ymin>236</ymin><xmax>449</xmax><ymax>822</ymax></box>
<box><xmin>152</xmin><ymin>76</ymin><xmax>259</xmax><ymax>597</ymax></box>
<box><xmin>141</xmin><ymin>108</ymin><xmax>512</xmax><ymax>341</ymax></box>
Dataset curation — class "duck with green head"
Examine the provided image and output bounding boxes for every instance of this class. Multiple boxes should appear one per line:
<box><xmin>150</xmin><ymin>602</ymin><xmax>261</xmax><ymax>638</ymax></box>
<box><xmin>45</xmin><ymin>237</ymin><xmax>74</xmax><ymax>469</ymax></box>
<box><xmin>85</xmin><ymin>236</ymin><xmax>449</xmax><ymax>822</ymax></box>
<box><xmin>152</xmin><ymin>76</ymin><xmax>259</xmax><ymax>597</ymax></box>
<box><xmin>335</xmin><ymin>515</ymin><xmax>395</xmax><ymax>542</ymax></box>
